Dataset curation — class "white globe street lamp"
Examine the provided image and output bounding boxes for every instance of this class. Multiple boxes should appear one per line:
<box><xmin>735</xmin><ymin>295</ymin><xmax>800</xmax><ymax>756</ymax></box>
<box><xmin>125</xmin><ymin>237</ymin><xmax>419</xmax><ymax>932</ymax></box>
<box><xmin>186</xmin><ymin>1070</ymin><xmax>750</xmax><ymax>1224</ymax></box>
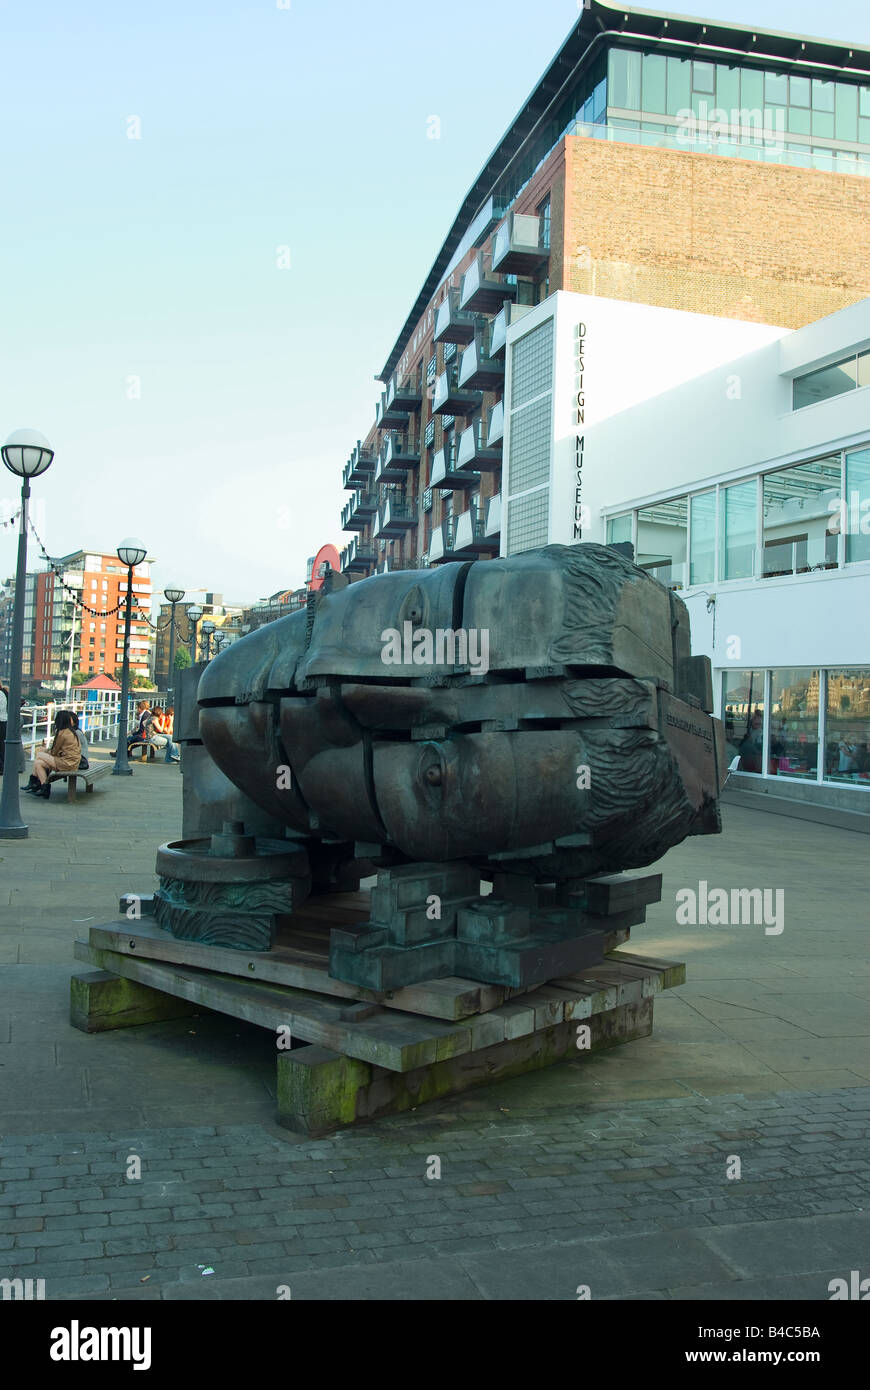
<box><xmin>0</xmin><ymin>430</ymin><xmax>55</xmax><ymax>838</ymax></box>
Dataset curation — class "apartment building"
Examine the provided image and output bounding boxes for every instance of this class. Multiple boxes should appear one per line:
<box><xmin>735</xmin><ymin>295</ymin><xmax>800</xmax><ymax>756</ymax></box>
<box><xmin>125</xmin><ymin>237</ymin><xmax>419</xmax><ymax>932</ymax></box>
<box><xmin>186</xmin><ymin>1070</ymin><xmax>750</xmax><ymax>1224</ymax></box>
<box><xmin>0</xmin><ymin>550</ymin><xmax>153</xmax><ymax>690</ymax></box>
<box><xmin>339</xmin><ymin>1</ymin><xmax>870</xmax><ymax>579</ymax></box>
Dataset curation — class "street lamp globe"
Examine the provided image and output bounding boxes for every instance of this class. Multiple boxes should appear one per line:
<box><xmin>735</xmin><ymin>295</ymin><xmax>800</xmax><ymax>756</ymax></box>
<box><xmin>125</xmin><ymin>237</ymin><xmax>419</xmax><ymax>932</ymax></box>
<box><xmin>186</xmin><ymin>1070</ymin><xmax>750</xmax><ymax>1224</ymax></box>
<box><xmin>200</xmin><ymin>620</ymin><xmax>216</xmax><ymax>637</ymax></box>
<box><xmin>164</xmin><ymin>584</ymin><xmax>185</xmax><ymax>603</ymax></box>
<box><xmin>2</xmin><ymin>428</ymin><xmax>54</xmax><ymax>478</ymax></box>
<box><xmin>117</xmin><ymin>537</ymin><xmax>147</xmax><ymax>568</ymax></box>
<box><xmin>186</xmin><ymin>604</ymin><xmax>203</xmax><ymax>623</ymax></box>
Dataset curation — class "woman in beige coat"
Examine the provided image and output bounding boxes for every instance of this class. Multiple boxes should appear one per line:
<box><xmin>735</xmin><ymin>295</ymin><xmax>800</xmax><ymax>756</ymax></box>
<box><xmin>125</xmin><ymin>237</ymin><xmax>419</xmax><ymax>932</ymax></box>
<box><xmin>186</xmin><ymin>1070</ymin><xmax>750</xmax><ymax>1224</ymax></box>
<box><xmin>23</xmin><ymin>709</ymin><xmax>83</xmax><ymax>800</ymax></box>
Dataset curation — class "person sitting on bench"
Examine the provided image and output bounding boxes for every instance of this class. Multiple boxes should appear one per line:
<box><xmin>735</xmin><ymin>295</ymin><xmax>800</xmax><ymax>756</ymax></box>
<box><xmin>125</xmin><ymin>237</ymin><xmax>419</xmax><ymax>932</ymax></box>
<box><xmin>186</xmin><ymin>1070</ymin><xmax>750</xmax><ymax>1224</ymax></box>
<box><xmin>23</xmin><ymin>709</ymin><xmax>82</xmax><ymax>799</ymax></box>
<box><xmin>127</xmin><ymin>700</ymin><xmax>153</xmax><ymax>756</ymax></box>
<box><xmin>70</xmin><ymin>710</ymin><xmax>89</xmax><ymax>769</ymax></box>
<box><xmin>150</xmin><ymin>706</ymin><xmax>180</xmax><ymax>762</ymax></box>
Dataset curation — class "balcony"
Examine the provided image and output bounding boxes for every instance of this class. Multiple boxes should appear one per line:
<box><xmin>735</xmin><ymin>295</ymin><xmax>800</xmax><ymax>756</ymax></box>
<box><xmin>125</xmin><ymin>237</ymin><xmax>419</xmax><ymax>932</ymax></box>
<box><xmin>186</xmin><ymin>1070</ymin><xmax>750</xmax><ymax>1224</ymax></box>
<box><xmin>386</xmin><ymin>371</ymin><xmax>423</xmax><ymax>414</ymax></box>
<box><xmin>375</xmin><ymin>390</ymin><xmax>409</xmax><ymax>432</ymax></box>
<box><xmin>377</xmin><ymin>556</ymin><xmax>424</xmax><ymax>574</ymax></box>
<box><xmin>459</xmin><ymin>253</ymin><xmax>516</xmax><ymax>314</ymax></box>
<box><xmin>375</xmin><ymin>494</ymin><xmax>418</xmax><ymax>540</ymax></box>
<box><xmin>431</xmin><ymin>441</ymin><xmax>478</xmax><ymax>490</ymax></box>
<box><xmin>341</xmin><ymin>490</ymin><xmax>378</xmax><ymax>532</ymax></box>
<box><xmin>427</xmin><ymin>518</ymin><xmax>460</xmax><ymax>565</ymax></box>
<box><xmin>456</xmin><ymin>418</ymin><xmax>501</xmax><ymax>472</ymax></box>
<box><xmin>486</xmin><ymin>399</ymin><xmax>505</xmax><ymax>448</ymax></box>
<box><xmin>431</xmin><ymin>364</ymin><xmax>482</xmax><ymax>418</ymax></box>
<box><xmin>343</xmin><ymin>443</ymin><xmax>377</xmax><ymax>489</ymax></box>
<box><xmin>341</xmin><ymin>537</ymin><xmax>376</xmax><ymax>573</ymax></box>
<box><xmin>434</xmin><ymin>287</ymin><xmax>480</xmax><ymax>345</ymax></box>
<box><xmin>492</xmin><ymin>212</ymin><xmax>549</xmax><ymax>274</ymax></box>
<box><xmin>485</xmin><ymin>493</ymin><xmax>501</xmax><ymax>541</ymax></box>
<box><xmin>453</xmin><ymin>503</ymin><xmax>499</xmax><ymax>556</ymax></box>
<box><xmin>489</xmin><ymin>302</ymin><xmax>534</xmax><ymax>359</ymax></box>
<box><xmin>458</xmin><ymin>327</ymin><xmax>505</xmax><ymax>391</ymax></box>
<box><xmin>376</xmin><ymin>432</ymin><xmax>420</xmax><ymax>482</ymax></box>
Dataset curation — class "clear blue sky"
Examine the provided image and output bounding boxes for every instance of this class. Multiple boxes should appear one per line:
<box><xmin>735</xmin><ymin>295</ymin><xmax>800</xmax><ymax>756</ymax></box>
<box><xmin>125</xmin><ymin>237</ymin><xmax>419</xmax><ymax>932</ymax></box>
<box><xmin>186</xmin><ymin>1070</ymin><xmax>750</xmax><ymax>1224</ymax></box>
<box><xmin>0</xmin><ymin>0</ymin><xmax>866</xmax><ymax>602</ymax></box>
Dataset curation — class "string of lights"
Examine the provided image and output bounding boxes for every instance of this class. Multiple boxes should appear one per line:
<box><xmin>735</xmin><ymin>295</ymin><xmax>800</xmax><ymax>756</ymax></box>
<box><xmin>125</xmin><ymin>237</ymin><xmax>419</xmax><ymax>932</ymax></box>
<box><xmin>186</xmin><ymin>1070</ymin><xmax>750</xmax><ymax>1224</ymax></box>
<box><xmin>1</xmin><ymin>508</ymin><xmax>21</xmax><ymax>530</ymax></box>
<box><xmin>26</xmin><ymin>520</ymin><xmax>129</xmax><ymax>617</ymax></box>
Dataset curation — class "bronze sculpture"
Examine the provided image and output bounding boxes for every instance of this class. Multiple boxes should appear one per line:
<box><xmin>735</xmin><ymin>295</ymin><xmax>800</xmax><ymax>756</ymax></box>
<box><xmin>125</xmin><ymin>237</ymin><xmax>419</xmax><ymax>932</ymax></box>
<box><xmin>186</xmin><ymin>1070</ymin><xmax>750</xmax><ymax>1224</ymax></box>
<box><xmin>160</xmin><ymin>543</ymin><xmax>725</xmax><ymax>990</ymax></box>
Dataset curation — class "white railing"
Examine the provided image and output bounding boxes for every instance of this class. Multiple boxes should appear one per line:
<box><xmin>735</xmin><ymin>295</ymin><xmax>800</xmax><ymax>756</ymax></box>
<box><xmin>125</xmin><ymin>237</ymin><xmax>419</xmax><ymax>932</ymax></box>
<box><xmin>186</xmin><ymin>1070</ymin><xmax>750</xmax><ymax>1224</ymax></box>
<box><xmin>18</xmin><ymin>697</ymin><xmax>135</xmax><ymax>759</ymax></box>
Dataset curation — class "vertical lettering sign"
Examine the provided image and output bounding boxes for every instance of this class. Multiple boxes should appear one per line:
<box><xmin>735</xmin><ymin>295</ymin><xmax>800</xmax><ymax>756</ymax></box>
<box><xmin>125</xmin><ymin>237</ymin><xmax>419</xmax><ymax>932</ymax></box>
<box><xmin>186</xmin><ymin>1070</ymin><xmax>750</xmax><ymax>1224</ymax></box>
<box><xmin>573</xmin><ymin>322</ymin><xmax>587</xmax><ymax>539</ymax></box>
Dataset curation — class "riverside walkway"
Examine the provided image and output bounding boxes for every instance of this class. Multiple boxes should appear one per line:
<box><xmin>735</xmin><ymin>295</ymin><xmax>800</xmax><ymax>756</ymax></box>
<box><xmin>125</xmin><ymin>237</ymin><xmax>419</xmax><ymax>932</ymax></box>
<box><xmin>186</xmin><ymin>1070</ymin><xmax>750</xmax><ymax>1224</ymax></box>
<box><xmin>1</xmin><ymin>750</ymin><xmax>868</xmax><ymax>1300</ymax></box>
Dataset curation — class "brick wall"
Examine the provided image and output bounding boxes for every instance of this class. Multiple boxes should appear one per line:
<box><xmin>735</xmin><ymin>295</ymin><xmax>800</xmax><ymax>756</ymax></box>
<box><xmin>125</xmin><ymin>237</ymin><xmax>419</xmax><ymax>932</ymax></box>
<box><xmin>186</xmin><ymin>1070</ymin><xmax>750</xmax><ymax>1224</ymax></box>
<box><xmin>562</xmin><ymin>135</ymin><xmax>870</xmax><ymax>327</ymax></box>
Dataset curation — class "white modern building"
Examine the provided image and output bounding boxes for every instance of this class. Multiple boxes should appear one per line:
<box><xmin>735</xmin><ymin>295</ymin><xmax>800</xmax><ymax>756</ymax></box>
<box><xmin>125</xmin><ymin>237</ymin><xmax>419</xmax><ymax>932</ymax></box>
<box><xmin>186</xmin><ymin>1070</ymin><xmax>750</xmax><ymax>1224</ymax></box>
<box><xmin>501</xmin><ymin>291</ymin><xmax>870</xmax><ymax>817</ymax></box>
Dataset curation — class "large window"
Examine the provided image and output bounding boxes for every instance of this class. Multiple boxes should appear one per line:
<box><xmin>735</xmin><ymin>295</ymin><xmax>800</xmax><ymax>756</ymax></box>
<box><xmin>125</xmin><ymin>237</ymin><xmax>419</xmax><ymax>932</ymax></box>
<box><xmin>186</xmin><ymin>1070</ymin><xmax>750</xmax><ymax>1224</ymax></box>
<box><xmin>606</xmin><ymin>445</ymin><xmax>870</xmax><ymax>589</ymax></box>
<box><xmin>845</xmin><ymin>447</ymin><xmax>870</xmax><ymax>564</ymax></box>
<box><xmin>824</xmin><ymin>670</ymin><xmax>870</xmax><ymax>784</ymax></box>
<box><xmin>762</xmin><ymin>457</ymin><xmax>840</xmax><ymax>576</ymax></box>
<box><xmin>769</xmin><ymin>669</ymin><xmax>819</xmax><ymax>780</ymax></box>
<box><xmin>722</xmin><ymin>670</ymin><xmax>766</xmax><ymax>772</ymax></box>
<box><xmin>636</xmin><ymin>497</ymin><xmax>687</xmax><ymax>588</ymax></box>
<box><xmin>721</xmin><ymin>480</ymin><xmax>757</xmax><ymax>581</ymax></box>
<box><xmin>689</xmin><ymin>491</ymin><xmax>716</xmax><ymax>585</ymax></box>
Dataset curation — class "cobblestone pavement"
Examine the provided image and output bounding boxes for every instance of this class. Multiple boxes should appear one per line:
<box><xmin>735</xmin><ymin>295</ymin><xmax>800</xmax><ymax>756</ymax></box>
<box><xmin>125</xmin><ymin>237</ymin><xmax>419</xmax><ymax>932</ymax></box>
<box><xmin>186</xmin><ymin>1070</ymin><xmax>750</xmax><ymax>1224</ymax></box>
<box><xmin>1</xmin><ymin>1087</ymin><xmax>867</xmax><ymax>1300</ymax></box>
<box><xmin>1</xmin><ymin>754</ymin><xmax>868</xmax><ymax>1300</ymax></box>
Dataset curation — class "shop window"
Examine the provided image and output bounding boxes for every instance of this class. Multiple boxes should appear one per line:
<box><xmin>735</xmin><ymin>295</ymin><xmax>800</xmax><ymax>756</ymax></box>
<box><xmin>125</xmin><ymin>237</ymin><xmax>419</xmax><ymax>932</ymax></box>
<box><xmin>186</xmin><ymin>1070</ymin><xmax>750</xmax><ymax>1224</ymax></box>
<box><xmin>720</xmin><ymin>480</ymin><xmax>757</xmax><ymax>580</ymax></box>
<box><xmin>762</xmin><ymin>456</ymin><xmax>841</xmax><ymax>576</ymax></box>
<box><xmin>722</xmin><ymin>670</ymin><xmax>765</xmax><ymax>773</ymax></box>
<box><xmin>636</xmin><ymin>496</ymin><xmax>687</xmax><ymax>589</ymax></box>
<box><xmin>769</xmin><ymin>669</ymin><xmax>819</xmax><ymax>779</ymax></box>
<box><xmin>824</xmin><ymin>670</ymin><xmax>870</xmax><ymax>784</ymax></box>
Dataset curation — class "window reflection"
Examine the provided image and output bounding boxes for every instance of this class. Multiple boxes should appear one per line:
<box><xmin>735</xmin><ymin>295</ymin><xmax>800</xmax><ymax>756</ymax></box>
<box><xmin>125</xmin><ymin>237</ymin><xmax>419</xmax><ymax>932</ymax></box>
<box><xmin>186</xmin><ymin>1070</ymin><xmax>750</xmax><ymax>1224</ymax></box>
<box><xmin>825</xmin><ymin>670</ymin><xmax>870</xmax><ymax>783</ymax></box>
<box><xmin>722</xmin><ymin>670</ymin><xmax>765</xmax><ymax>772</ymax></box>
<box><xmin>721</xmin><ymin>480</ymin><xmax>757</xmax><ymax>580</ymax></box>
<box><xmin>636</xmin><ymin>497</ymin><xmax>687</xmax><ymax>589</ymax></box>
<box><xmin>769</xmin><ymin>669</ymin><xmax>819</xmax><ymax>779</ymax></box>
<box><xmin>762</xmin><ymin>457</ymin><xmax>841</xmax><ymax>576</ymax></box>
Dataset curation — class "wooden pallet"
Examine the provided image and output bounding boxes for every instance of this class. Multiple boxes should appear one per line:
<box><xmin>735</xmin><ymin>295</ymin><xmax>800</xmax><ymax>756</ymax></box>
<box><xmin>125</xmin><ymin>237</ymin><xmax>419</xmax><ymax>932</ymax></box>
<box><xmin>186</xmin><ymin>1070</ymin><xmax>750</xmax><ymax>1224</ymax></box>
<box><xmin>70</xmin><ymin>899</ymin><xmax>684</xmax><ymax>1133</ymax></box>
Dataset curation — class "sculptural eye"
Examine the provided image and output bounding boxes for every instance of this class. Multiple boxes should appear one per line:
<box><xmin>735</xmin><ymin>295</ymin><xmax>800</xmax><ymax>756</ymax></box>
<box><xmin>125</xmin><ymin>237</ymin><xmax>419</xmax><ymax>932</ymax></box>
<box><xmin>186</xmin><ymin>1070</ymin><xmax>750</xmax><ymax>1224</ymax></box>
<box><xmin>424</xmin><ymin>764</ymin><xmax>442</xmax><ymax>786</ymax></box>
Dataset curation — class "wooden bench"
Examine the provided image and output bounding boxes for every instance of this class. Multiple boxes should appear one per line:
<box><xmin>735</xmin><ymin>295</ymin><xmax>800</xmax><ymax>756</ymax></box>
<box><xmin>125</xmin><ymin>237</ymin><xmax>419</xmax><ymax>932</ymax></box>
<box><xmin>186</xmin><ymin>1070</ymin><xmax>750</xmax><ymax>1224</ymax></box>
<box><xmin>48</xmin><ymin>763</ymin><xmax>113</xmax><ymax>803</ymax></box>
<box><xmin>128</xmin><ymin>738</ymin><xmax>160</xmax><ymax>761</ymax></box>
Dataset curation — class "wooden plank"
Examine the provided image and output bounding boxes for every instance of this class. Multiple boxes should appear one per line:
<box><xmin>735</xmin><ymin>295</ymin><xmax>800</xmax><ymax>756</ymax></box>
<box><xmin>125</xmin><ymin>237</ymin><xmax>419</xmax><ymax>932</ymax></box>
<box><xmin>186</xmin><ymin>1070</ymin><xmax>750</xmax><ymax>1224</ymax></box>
<box><xmin>73</xmin><ymin>940</ymin><xmax>501</xmax><ymax>1073</ymax></box>
<box><xmin>497</xmin><ymin>1002</ymin><xmax>538</xmax><ymax>1039</ymax></box>
<box><xmin>86</xmin><ymin>920</ymin><xmax>531</xmax><ymax>1022</ymax></box>
<box><xmin>277</xmin><ymin>999</ymin><xmax>655</xmax><ymax>1134</ymax></box>
<box><xmin>606</xmin><ymin>950</ymin><xmax>687</xmax><ymax>990</ymax></box>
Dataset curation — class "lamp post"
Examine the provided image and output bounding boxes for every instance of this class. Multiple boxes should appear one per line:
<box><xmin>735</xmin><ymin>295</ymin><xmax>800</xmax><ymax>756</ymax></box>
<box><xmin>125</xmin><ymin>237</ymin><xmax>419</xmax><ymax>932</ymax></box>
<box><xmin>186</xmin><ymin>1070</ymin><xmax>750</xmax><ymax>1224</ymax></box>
<box><xmin>163</xmin><ymin>585</ymin><xmax>184</xmax><ymax>765</ymax></box>
<box><xmin>0</xmin><ymin>429</ymin><xmax>54</xmax><ymax>839</ymax></box>
<box><xmin>186</xmin><ymin>604</ymin><xmax>202</xmax><ymax>663</ymax></box>
<box><xmin>112</xmin><ymin>538</ymin><xmax>147</xmax><ymax>777</ymax></box>
<box><xmin>200</xmin><ymin>620</ymin><xmax>216</xmax><ymax>661</ymax></box>
<box><xmin>163</xmin><ymin>585</ymin><xmax>184</xmax><ymax>702</ymax></box>
<box><xmin>211</xmin><ymin>631</ymin><xmax>226</xmax><ymax>655</ymax></box>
